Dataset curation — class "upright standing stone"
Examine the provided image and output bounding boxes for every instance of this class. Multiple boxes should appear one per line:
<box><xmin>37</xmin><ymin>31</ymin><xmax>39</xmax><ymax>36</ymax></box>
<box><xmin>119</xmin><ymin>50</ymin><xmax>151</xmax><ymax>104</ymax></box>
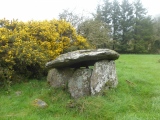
<box><xmin>47</xmin><ymin>68</ymin><xmax>74</xmax><ymax>88</ymax></box>
<box><xmin>68</xmin><ymin>68</ymin><xmax>92</xmax><ymax>99</ymax></box>
<box><xmin>90</xmin><ymin>60</ymin><xmax>118</xmax><ymax>95</ymax></box>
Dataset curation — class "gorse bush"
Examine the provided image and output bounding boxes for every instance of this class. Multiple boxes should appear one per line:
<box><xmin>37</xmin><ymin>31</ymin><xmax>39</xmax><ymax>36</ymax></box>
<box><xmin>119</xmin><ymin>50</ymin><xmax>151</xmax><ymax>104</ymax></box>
<box><xmin>0</xmin><ymin>18</ymin><xmax>90</xmax><ymax>86</ymax></box>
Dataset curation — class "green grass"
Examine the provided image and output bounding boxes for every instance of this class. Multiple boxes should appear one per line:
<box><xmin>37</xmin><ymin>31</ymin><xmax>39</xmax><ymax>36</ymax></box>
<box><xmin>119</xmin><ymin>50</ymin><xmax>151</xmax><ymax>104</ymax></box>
<box><xmin>0</xmin><ymin>54</ymin><xmax>160</xmax><ymax>120</ymax></box>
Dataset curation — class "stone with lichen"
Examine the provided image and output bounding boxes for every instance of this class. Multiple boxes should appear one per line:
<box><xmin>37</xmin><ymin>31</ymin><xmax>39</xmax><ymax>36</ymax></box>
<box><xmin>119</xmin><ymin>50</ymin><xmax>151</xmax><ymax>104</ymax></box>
<box><xmin>46</xmin><ymin>49</ymin><xmax>119</xmax><ymax>68</ymax></box>
<box><xmin>46</xmin><ymin>49</ymin><xmax>120</xmax><ymax>99</ymax></box>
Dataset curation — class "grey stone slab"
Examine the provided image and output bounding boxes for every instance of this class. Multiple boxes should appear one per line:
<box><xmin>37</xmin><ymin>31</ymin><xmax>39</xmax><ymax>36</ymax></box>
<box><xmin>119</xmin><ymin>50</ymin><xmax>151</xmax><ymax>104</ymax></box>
<box><xmin>46</xmin><ymin>49</ymin><xmax>119</xmax><ymax>68</ymax></box>
<box><xmin>90</xmin><ymin>60</ymin><xmax>118</xmax><ymax>95</ymax></box>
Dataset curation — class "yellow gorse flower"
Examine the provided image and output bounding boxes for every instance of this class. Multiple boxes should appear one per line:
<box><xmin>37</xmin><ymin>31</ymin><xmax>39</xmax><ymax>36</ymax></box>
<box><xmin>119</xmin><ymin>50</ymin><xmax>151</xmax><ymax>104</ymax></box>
<box><xmin>0</xmin><ymin>18</ymin><xmax>90</xmax><ymax>81</ymax></box>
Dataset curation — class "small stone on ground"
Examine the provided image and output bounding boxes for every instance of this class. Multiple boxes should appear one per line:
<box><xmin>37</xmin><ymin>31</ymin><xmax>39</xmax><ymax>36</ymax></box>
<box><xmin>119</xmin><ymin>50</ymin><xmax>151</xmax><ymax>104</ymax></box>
<box><xmin>33</xmin><ymin>99</ymin><xmax>48</xmax><ymax>108</ymax></box>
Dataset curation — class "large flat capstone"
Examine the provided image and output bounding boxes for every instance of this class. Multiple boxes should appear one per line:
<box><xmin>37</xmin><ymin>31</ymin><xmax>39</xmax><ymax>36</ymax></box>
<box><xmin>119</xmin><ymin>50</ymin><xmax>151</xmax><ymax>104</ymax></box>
<box><xmin>46</xmin><ymin>49</ymin><xmax>119</xmax><ymax>68</ymax></box>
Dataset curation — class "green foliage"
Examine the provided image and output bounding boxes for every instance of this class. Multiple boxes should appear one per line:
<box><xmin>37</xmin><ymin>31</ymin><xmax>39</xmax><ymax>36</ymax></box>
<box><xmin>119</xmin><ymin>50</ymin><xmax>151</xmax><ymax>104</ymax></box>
<box><xmin>59</xmin><ymin>9</ymin><xmax>84</xmax><ymax>28</ymax></box>
<box><xmin>95</xmin><ymin>0</ymin><xmax>154</xmax><ymax>53</ymax></box>
<box><xmin>133</xmin><ymin>40</ymin><xmax>148</xmax><ymax>53</ymax></box>
<box><xmin>0</xmin><ymin>18</ymin><xmax>90</xmax><ymax>86</ymax></box>
<box><xmin>112</xmin><ymin>0</ymin><xmax>121</xmax><ymax>41</ymax></box>
<box><xmin>77</xmin><ymin>19</ymin><xmax>110</xmax><ymax>48</ymax></box>
<box><xmin>152</xmin><ymin>16</ymin><xmax>160</xmax><ymax>53</ymax></box>
<box><xmin>0</xmin><ymin>55</ymin><xmax>160</xmax><ymax>119</ymax></box>
<box><xmin>59</xmin><ymin>9</ymin><xmax>111</xmax><ymax>49</ymax></box>
<box><xmin>100</xmin><ymin>0</ymin><xmax>112</xmax><ymax>25</ymax></box>
<box><xmin>152</xmin><ymin>40</ymin><xmax>160</xmax><ymax>53</ymax></box>
<box><xmin>120</xmin><ymin>0</ymin><xmax>134</xmax><ymax>42</ymax></box>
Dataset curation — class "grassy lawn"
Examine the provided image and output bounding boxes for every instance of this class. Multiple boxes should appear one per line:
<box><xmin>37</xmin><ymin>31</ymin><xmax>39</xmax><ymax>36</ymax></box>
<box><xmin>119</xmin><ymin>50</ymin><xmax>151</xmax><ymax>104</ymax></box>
<box><xmin>0</xmin><ymin>54</ymin><xmax>160</xmax><ymax>120</ymax></box>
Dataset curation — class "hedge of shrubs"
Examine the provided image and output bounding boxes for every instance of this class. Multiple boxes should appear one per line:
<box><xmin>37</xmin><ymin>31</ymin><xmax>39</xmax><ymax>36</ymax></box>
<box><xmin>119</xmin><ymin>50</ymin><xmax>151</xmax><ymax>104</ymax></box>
<box><xmin>0</xmin><ymin>19</ymin><xmax>90</xmax><ymax>87</ymax></box>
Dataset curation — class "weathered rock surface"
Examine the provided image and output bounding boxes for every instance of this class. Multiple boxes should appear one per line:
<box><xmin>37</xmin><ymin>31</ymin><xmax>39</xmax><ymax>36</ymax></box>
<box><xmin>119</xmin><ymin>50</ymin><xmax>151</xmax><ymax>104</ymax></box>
<box><xmin>33</xmin><ymin>99</ymin><xmax>48</xmax><ymax>108</ymax></box>
<box><xmin>68</xmin><ymin>68</ymin><xmax>92</xmax><ymax>99</ymax></box>
<box><xmin>47</xmin><ymin>68</ymin><xmax>74</xmax><ymax>88</ymax></box>
<box><xmin>46</xmin><ymin>49</ymin><xmax>119</xmax><ymax>68</ymax></box>
<box><xmin>90</xmin><ymin>60</ymin><xmax>118</xmax><ymax>95</ymax></box>
<box><xmin>46</xmin><ymin>49</ymin><xmax>119</xmax><ymax>98</ymax></box>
